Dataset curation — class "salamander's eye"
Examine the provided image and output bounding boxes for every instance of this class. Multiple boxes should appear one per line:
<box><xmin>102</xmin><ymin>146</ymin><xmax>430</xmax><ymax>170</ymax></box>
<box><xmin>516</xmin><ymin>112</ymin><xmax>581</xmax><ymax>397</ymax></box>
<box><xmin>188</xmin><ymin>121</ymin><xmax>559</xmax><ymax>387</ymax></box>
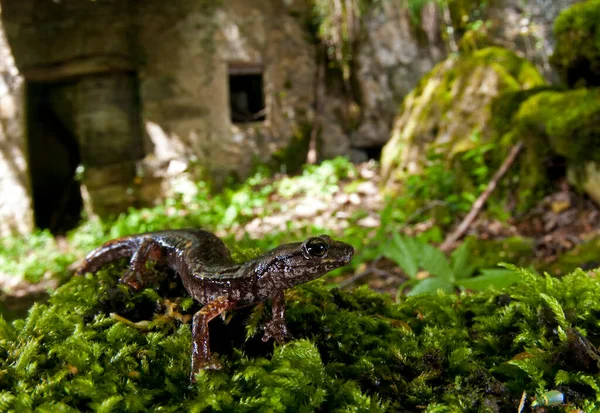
<box><xmin>305</xmin><ymin>238</ymin><xmax>329</xmax><ymax>258</ymax></box>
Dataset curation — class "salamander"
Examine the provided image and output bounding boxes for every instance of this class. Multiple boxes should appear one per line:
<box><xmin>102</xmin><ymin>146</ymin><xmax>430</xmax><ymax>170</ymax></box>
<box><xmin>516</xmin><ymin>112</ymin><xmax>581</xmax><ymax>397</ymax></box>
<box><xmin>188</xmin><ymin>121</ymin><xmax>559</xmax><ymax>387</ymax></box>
<box><xmin>76</xmin><ymin>229</ymin><xmax>354</xmax><ymax>381</ymax></box>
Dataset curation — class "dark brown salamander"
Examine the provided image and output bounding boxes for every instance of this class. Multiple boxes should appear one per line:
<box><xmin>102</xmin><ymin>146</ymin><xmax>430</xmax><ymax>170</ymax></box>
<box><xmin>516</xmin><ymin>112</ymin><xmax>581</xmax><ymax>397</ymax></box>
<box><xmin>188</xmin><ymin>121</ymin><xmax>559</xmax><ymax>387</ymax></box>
<box><xmin>77</xmin><ymin>229</ymin><xmax>354</xmax><ymax>381</ymax></box>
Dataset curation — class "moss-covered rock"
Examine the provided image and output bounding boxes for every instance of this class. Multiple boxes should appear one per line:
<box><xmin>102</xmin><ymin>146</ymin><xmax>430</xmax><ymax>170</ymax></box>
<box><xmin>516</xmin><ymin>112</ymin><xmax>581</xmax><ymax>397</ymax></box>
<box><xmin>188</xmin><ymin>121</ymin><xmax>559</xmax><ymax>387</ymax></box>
<box><xmin>2</xmin><ymin>265</ymin><xmax>600</xmax><ymax>411</ymax></box>
<box><xmin>551</xmin><ymin>0</ymin><xmax>600</xmax><ymax>87</ymax></box>
<box><xmin>380</xmin><ymin>47</ymin><xmax>546</xmax><ymax>191</ymax></box>
<box><xmin>509</xmin><ymin>88</ymin><xmax>600</xmax><ymax>202</ymax></box>
<box><xmin>513</xmin><ymin>88</ymin><xmax>600</xmax><ymax>165</ymax></box>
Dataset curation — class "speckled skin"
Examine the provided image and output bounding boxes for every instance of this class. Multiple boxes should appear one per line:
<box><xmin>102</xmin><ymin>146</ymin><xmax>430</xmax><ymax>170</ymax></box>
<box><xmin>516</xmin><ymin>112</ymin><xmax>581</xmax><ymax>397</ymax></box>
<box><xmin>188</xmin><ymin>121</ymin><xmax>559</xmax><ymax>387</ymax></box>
<box><xmin>77</xmin><ymin>229</ymin><xmax>354</xmax><ymax>381</ymax></box>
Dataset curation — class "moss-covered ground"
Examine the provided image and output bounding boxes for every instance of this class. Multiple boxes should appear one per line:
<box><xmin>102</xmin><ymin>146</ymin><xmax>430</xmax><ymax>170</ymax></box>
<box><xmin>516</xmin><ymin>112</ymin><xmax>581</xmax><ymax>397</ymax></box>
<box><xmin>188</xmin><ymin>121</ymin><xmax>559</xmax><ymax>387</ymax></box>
<box><xmin>2</xmin><ymin>264</ymin><xmax>600</xmax><ymax>412</ymax></box>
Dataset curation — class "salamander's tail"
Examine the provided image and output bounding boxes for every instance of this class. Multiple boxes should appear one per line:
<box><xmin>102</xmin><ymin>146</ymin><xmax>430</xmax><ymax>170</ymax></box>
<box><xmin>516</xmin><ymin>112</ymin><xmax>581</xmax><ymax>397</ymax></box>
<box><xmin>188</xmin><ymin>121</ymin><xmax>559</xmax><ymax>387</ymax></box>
<box><xmin>76</xmin><ymin>238</ymin><xmax>139</xmax><ymax>275</ymax></box>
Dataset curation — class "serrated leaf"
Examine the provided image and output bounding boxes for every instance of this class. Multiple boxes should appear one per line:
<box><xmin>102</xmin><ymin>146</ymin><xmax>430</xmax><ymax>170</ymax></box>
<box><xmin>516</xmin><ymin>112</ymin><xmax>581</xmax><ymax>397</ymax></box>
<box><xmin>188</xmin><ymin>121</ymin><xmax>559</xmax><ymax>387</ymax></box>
<box><xmin>450</xmin><ymin>239</ymin><xmax>475</xmax><ymax>279</ymax></box>
<box><xmin>383</xmin><ymin>233</ymin><xmax>420</xmax><ymax>278</ymax></box>
<box><xmin>420</xmin><ymin>244</ymin><xmax>454</xmax><ymax>281</ymax></box>
<box><xmin>458</xmin><ymin>269</ymin><xmax>520</xmax><ymax>291</ymax></box>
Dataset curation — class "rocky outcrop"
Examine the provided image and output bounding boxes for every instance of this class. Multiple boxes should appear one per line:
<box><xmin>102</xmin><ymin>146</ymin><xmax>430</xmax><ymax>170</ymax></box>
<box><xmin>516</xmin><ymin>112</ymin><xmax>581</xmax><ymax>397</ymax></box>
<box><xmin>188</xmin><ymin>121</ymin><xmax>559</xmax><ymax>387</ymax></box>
<box><xmin>380</xmin><ymin>47</ymin><xmax>546</xmax><ymax>188</ymax></box>
<box><xmin>510</xmin><ymin>88</ymin><xmax>600</xmax><ymax>204</ymax></box>
<box><xmin>351</xmin><ymin>2</ymin><xmax>445</xmax><ymax>149</ymax></box>
<box><xmin>348</xmin><ymin>0</ymin><xmax>578</xmax><ymax>154</ymax></box>
<box><xmin>550</xmin><ymin>0</ymin><xmax>600</xmax><ymax>87</ymax></box>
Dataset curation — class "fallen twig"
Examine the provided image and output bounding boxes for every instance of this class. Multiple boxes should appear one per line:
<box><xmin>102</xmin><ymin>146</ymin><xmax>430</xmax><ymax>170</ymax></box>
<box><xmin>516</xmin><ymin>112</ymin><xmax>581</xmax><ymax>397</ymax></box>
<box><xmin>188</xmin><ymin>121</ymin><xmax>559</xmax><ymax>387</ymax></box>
<box><xmin>439</xmin><ymin>141</ymin><xmax>524</xmax><ymax>252</ymax></box>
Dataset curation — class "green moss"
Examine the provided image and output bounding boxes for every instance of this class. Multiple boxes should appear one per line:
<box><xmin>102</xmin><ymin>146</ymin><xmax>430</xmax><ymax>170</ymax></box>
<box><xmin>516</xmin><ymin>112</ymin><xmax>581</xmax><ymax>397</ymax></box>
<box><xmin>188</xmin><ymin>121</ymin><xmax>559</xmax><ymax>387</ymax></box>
<box><xmin>471</xmin><ymin>47</ymin><xmax>546</xmax><ymax>89</ymax></box>
<box><xmin>468</xmin><ymin>236</ymin><xmax>536</xmax><ymax>269</ymax></box>
<box><xmin>2</xmin><ymin>265</ymin><xmax>600</xmax><ymax>411</ymax></box>
<box><xmin>511</xmin><ymin>88</ymin><xmax>600</xmax><ymax>184</ymax></box>
<box><xmin>457</xmin><ymin>28</ymin><xmax>494</xmax><ymax>54</ymax></box>
<box><xmin>489</xmin><ymin>86</ymin><xmax>560</xmax><ymax>137</ymax></box>
<box><xmin>551</xmin><ymin>0</ymin><xmax>600</xmax><ymax>87</ymax></box>
<box><xmin>381</xmin><ymin>47</ymin><xmax>546</xmax><ymax>211</ymax></box>
<box><xmin>541</xmin><ymin>236</ymin><xmax>600</xmax><ymax>276</ymax></box>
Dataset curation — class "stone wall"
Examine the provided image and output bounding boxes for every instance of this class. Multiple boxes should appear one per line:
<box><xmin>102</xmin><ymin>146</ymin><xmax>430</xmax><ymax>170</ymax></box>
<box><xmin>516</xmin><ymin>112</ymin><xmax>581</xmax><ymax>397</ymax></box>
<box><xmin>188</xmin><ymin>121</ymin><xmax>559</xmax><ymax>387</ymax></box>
<box><xmin>137</xmin><ymin>0</ymin><xmax>316</xmax><ymax>184</ymax></box>
<box><xmin>0</xmin><ymin>9</ymin><xmax>31</xmax><ymax>235</ymax></box>
<box><xmin>0</xmin><ymin>0</ymin><xmax>316</xmax><ymax>234</ymax></box>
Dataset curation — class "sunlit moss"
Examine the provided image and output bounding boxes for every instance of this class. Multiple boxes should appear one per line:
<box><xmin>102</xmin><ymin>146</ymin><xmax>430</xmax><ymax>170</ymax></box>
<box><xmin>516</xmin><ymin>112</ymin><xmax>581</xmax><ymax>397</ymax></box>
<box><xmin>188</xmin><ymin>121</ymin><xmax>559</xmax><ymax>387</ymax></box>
<box><xmin>381</xmin><ymin>47</ymin><xmax>546</xmax><ymax>215</ymax></box>
<box><xmin>1</xmin><ymin>265</ymin><xmax>600</xmax><ymax>411</ymax></box>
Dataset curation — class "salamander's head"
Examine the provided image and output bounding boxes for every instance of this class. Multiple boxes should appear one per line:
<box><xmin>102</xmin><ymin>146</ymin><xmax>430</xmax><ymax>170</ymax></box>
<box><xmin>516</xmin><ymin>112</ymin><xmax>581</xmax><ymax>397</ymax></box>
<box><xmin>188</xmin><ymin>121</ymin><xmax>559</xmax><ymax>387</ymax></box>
<box><xmin>253</xmin><ymin>235</ymin><xmax>354</xmax><ymax>292</ymax></box>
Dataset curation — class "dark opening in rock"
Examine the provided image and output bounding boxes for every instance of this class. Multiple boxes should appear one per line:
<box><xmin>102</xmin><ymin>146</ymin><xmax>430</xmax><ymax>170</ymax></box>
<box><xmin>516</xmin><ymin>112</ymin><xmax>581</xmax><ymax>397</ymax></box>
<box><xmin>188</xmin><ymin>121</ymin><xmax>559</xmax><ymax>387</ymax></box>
<box><xmin>544</xmin><ymin>155</ymin><xmax>568</xmax><ymax>185</ymax></box>
<box><xmin>566</xmin><ymin>58</ymin><xmax>600</xmax><ymax>88</ymax></box>
<box><xmin>26</xmin><ymin>81</ymin><xmax>83</xmax><ymax>234</ymax></box>
<box><xmin>363</xmin><ymin>146</ymin><xmax>383</xmax><ymax>161</ymax></box>
<box><xmin>228</xmin><ymin>64</ymin><xmax>266</xmax><ymax>123</ymax></box>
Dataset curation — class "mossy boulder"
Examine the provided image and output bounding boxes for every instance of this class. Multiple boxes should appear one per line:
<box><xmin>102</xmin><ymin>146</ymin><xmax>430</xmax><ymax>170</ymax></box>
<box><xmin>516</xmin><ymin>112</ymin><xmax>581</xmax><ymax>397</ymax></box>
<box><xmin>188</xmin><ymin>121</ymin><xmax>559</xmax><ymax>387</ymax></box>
<box><xmin>2</xmin><ymin>265</ymin><xmax>600</xmax><ymax>411</ymax></box>
<box><xmin>380</xmin><ymin>47</ymin><xmax>546</xmax><ymax>190</ymax></box>
<box><xmin>509</xmin><ymin>88</ymin><xmax>600</xmax><ymax>203</ymax></box>
<box><xmin>551</xmin><ymin>0</ymin><xmax>600</xmax><ymax>87</ymax></box>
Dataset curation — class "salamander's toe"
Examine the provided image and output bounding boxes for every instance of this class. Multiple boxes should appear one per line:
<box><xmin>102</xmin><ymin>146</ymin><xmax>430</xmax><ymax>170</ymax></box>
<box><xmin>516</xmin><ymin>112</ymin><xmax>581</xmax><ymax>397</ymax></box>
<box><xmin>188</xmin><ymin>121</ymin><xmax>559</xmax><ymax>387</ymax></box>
<box><xmin>120</xmin><ymin>270</ymin><xmax>144</xmax><ymax>290</ymax></box>
<box><xmin>262</xmin><ymin>320</ymin><xmax>290</xmax><ymax>344</ymax></box>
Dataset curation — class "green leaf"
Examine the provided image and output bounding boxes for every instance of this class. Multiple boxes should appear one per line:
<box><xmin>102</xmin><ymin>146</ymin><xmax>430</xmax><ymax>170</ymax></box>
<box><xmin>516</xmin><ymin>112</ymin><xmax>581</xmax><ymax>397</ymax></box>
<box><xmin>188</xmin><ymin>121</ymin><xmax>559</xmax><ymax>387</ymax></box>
<box><xmin>383</xmin><ymin>234</ymin><xmax>420</xmax><ymax>278</ymax></box>
<box><xmin>458</xmin><ymin>269</ymin><xmax>520</xmax><ymax>291</ymax></box>
<box><xmin>408</xmin><ymin>277</ymin><xmax>454</xmax><ymax>296</ymax></box>
<box><xmin>420</xmin><ymin>244</ymin><xmax>454</xmax><ymax>281</ymax></box>
<box><xmin>450</xmin><ymin>239</ymin><xmax>474</xmax><ymax>279</ymax></box>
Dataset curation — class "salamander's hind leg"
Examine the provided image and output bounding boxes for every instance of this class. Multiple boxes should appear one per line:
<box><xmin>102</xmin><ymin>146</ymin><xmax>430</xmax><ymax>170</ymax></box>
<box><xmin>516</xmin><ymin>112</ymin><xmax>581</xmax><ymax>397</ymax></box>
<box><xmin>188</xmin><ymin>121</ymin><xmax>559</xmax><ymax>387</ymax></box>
<box><xmin>121</xmin><ymin>237</ymin><xmax>165</xmax><ymax>290</ymax></box>
<box><xmin>190</xmin><ymin>296</ymin><xmax>236</xmax><ymax>382</ymax></box>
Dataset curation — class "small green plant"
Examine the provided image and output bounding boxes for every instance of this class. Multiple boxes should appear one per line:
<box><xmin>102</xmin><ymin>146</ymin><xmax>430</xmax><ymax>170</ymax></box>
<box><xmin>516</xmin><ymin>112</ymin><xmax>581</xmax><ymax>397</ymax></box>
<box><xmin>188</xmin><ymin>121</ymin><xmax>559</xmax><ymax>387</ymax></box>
<box><xmin>395</xmin><ymin>137</ymin><xmax>499</xmax><ymax>227</ymax></box>
<box><xmin>383</xmin><ymin>234</ymin><xmax>520</xmax><ymax>297</ymax></box>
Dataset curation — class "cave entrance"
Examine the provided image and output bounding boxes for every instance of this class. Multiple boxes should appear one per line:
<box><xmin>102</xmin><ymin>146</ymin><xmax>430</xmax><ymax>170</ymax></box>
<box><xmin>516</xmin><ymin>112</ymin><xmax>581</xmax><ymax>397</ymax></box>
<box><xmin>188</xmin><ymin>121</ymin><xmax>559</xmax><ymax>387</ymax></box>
<box><xmin>26</xmin><ymin>81</ymin><xmax>83</xmax><ymax>234</ymax></box>
<box><xmin>228</xmin><ymin>64</ymin><xmax>266</xmax><ymax>123</ymax></box>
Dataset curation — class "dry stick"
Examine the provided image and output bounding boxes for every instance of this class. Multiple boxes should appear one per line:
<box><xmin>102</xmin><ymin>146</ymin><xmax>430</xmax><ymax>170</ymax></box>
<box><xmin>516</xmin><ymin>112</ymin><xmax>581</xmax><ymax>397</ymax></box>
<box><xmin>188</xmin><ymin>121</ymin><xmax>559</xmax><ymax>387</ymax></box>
<box><xmin>439</xmin><ymin>141</ymin><xmax>524</xmax><ymax>252</ymax></box>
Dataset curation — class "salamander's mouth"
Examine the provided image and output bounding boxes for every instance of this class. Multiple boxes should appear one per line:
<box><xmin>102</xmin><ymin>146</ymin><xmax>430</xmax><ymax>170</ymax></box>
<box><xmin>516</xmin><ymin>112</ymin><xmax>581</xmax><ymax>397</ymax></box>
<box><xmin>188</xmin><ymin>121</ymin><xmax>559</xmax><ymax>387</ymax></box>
<box><xmin>331</xmin><ymin>243</ymin><xmax>354</xmax><ymax>266</ymax></box>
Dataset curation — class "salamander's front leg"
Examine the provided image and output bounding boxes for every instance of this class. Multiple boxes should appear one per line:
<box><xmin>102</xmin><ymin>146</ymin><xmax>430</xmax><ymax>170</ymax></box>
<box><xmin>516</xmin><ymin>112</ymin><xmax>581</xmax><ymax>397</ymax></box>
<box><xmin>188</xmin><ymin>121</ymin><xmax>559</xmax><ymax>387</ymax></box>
<box><xmin>262</xmin><ymin>291</ymin><xmax>289</xmax><ymax>343</ymax></box>
<box><xmin>190</xmin><ymin>296</ymin><xmax>236</xmax><ymax>382</ymax></box>
<box><xmin>121</xmin><ymin>237</ymin><xmax>164</xmax><ymax>290</ymax></box>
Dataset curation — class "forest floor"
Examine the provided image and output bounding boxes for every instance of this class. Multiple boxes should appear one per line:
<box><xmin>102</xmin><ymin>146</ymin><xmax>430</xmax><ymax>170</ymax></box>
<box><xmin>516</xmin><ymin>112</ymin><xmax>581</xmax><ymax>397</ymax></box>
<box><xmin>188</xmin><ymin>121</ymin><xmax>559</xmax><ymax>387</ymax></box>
<box><xmin>217</xmin><ymin>162</ymin><xmax>600</xmax><ymax>296</ymax></box>
<box><xmin>2</xmin><ymin>161</ymin><xmax>599</xmax><ymax>318</ymax></box>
